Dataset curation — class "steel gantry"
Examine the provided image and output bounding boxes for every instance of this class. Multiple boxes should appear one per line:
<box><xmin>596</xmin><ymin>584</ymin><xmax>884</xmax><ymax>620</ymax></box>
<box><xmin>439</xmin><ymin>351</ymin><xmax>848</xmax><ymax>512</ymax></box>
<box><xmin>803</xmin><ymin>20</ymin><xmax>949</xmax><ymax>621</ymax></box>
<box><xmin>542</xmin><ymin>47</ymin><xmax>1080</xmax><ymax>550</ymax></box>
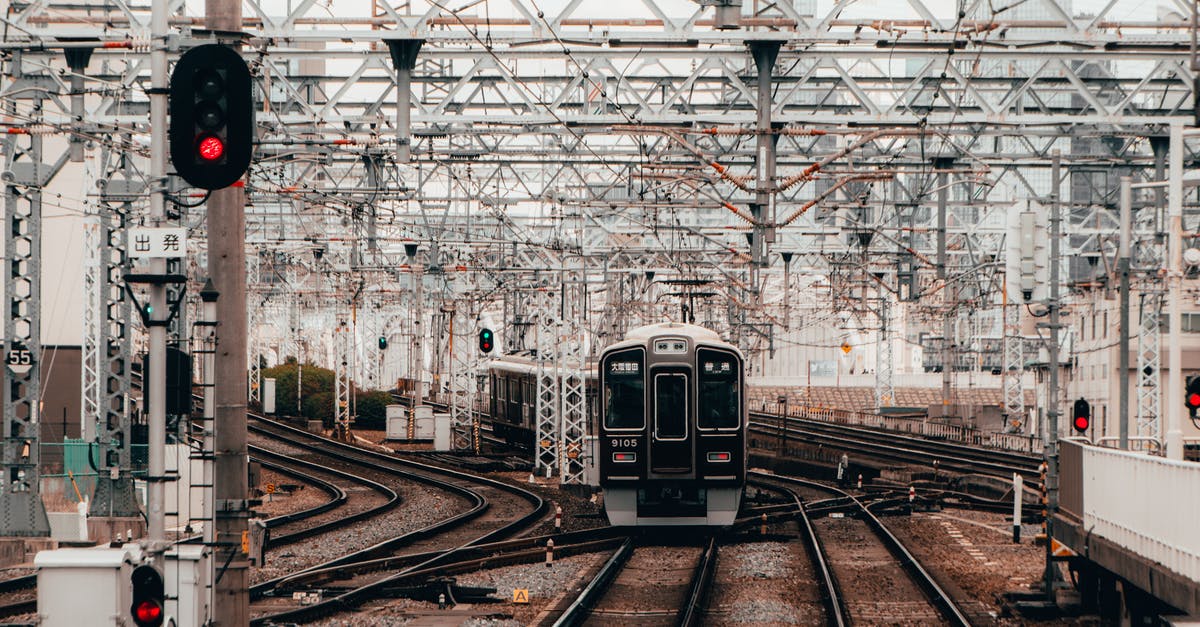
<box><xmin>3</xmin><ymin>0</ymin><xmax>1200</xmax><ymax>520</ymax></box>
<box><xmin>558</xmin><ymin>263</ymin><xmax>590</xmax><ymax>485</ymax></box>
<box><xmin>87</xmin><ymin>171</ymin><xmax>140</xmax><ymax>518</ymax></box>
<box><xmin>533</xmin><ymin>286</ymin><xmax>560</xmax><ymax>478</ymax></box>
<box><xmin>446</xmin><ymin>299</ymin><xmax>481</xmax><ymax>453</ymax></box>
<box><xmin>333</xmin><ymin>314</ymin><xmax>354</xmax><ymax>439</ymax></box>
<box><xmin>1</xmin><ymin>89</ymin><xmax>53</xmax><ymax>535</ymax></box>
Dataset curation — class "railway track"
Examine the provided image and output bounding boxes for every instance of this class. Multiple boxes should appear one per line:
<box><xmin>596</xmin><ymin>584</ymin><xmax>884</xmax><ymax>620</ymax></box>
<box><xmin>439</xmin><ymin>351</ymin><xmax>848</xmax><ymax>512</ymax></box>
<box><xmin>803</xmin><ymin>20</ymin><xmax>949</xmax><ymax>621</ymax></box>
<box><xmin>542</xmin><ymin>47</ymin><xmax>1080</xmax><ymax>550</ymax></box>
<box><xmin>0</xmin><ymin>447</ymin><xmax>373</xmax><ymax>624</ymax></box>
<box><xmin>752</xmin><ymin>471</ymin><xmax>973</xmax><ymax>626</ymax></box>
<box><xmin>749</xmin><ymin>410</ymin><xmax>1042</xmax><ymax>480</ymax></box>
<box><xmin>247</xmin><ymin>414</ymin><xmax>548</xmax><ymax>625</ymax></box>
<box><xmin>552</xmin><ymin>535</ymin><xmax>719</xmax><ymax>627</ymax></box>
<box><xmin>248</xmin><ymin>444</ymin><xmax>401</xmax><ymax>548</ymax></box>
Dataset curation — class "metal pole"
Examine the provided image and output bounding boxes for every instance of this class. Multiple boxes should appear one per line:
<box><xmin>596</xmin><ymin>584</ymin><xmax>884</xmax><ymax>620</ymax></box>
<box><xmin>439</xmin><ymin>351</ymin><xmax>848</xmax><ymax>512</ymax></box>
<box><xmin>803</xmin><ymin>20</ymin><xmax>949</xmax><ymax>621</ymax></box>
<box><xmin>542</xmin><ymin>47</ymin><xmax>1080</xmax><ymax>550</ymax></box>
<box><xmin>199</xmin><ymin>283</ymin><xmax>217</xmax><ymax>548</ymax></box>
<box><xmin>207</xmin><ymin>1</ymin><xmax>249</xmax><ymax>623</ymax></box>
<box><xmin>1043</xmin><ymin>150</ymin><xmax>1062</xmax><ymax>602</ymax></box>
<box><xmin>1013</xmin><ymin>473</ymin><xmax>1024</xmax><ymax>544</ymax></box>
<box><xmin>146</xmin><ymin>0</ymin><xmax>169</xmax><ymax>549</ymax></box>
<box><xmin>1118</xmin><ymin>177</ymin><xmax>1131</xmax><ymax>450</ymax></box>
<box><xmin>1166</xmin><ymin>122</ymin><xmax>1185</xmax><ymax>460</ymax></box>
<box><xmin>937</xmin><ymin>164</ymin><xmax>952</xmax><ymax>417</ymax></box>
<box><xmin>414</xmin><ymin>264</ymin><xmax>424</xmax><ymax>407</ymax></box>
<box><xmin>198</xmin><ymin>282</ymin><xmax>218</xmax><ymax>616</ymax></box>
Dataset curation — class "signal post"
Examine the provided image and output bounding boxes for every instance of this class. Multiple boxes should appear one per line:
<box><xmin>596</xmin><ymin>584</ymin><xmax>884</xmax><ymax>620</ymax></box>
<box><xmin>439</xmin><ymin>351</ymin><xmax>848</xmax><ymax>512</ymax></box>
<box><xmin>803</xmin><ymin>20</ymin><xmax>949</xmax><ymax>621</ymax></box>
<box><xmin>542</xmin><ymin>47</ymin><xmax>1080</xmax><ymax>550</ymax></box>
<box><xmin>166</xmin><ymin>7</ymin><xmax>253</xmax><ymax>623</ymax></box>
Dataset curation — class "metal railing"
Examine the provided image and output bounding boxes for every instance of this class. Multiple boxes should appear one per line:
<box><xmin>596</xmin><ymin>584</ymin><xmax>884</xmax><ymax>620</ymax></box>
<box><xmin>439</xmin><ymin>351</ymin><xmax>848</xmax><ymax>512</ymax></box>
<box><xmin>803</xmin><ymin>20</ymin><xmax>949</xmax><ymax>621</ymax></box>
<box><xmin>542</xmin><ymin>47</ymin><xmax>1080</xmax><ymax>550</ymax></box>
<box><xmin>759</xmin><ymin>402</ymin><xmax>1044</xmax><ymax>454</ymax></box>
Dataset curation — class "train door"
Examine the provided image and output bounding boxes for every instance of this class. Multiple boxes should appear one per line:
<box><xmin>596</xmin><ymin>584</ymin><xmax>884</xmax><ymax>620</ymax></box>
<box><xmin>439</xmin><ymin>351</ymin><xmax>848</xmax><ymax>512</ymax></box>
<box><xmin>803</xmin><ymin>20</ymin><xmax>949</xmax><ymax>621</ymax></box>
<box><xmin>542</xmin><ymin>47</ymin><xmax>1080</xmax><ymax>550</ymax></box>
<box><xmin>650</xmin><ymin>367</ymin><xmax>692</xmax><ymax>473</ymax></box>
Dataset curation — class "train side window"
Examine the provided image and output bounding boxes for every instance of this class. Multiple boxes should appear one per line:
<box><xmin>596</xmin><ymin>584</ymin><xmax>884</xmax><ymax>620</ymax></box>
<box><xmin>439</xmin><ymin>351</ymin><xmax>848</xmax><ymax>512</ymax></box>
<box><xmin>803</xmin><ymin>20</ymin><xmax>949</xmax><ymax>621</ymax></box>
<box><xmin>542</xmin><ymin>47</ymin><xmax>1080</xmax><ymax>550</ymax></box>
<box><xmin>603</xmin><ymin>349</ymin><xmax>644</xmax><ymax>430</ymax></box>
<box><xmin>698</xmin><ymin>349</ymin><xmax>740</xmax><ymax>430</ymax></box>
<box><xmin>653</xmin><ymin>373</ymin><xmax>688</xmax><ymax>440</ymax></box>
<box><xmin>497</xmin><ymin>375</ymin><xmax>505</xmax><ymax>403</ymax></box>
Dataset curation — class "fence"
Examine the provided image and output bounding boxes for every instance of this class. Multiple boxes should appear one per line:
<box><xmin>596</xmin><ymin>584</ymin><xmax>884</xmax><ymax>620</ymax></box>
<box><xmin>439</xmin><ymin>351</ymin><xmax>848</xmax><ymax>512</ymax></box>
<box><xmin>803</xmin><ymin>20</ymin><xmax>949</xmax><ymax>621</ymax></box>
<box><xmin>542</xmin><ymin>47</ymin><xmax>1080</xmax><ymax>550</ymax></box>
<box><xmin>756</xmin><ymin>402</ymin><xmax>1043</xmax><ymax>455</ymax></box>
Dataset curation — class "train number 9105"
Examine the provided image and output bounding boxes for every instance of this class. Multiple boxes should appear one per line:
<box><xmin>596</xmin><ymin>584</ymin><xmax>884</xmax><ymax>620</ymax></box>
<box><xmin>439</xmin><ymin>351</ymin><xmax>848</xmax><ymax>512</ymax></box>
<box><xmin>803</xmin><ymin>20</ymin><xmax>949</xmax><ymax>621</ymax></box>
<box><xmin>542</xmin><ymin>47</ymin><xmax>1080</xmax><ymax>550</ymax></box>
<box><xmin>610</xmin><ymin>438</ymin><xmax>638</xmax><ymax>448</ymax></box>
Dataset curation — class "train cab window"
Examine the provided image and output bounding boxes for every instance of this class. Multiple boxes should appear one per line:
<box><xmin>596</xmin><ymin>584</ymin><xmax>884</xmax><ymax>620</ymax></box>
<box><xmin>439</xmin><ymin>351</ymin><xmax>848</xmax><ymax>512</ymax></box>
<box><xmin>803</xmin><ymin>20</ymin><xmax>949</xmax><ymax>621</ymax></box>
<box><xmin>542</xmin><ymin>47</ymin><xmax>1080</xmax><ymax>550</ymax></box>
<box><xmin>698</xmin><ymin>349</ymin><xmax>740</xmax><ymax>430</ymax></box>
<box><xmin>654</xmin><ymin>373</ymin><xmax>688</xmax><ymax>440</ymax></box>
<box><xmin>603</xmin><ymin>349</ymin><xmax>644</xmax><ymax>430</ymax></box>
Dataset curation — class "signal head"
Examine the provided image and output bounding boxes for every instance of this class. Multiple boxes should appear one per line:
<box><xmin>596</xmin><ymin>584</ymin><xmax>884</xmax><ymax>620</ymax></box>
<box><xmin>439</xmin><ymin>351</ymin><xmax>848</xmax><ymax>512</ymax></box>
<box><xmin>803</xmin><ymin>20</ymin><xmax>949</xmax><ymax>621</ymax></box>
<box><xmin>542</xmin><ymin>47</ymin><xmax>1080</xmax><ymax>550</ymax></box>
<box><xmin>129</xmin><ymin>565</ymin><xmax>164</xmax><ymax>627</ymax></box>
<box><xmin>478</xmin><ymin>328</ymin><xmax>494</xmax><ymax>354</ymax></box>
<box><xmin>1186</xmin><ymin>376</ymin><xmax>1200</xmax><ymax>417</ymax></box>
<box><xmin>1072</xmin><ymin>398</ymin><xmax>1091</xmax><ymax>434</ymax></box>
<box><xmin>169</xmin><ymin>44</ymin><xmax>254</xmax><ymax>190</ymax></box>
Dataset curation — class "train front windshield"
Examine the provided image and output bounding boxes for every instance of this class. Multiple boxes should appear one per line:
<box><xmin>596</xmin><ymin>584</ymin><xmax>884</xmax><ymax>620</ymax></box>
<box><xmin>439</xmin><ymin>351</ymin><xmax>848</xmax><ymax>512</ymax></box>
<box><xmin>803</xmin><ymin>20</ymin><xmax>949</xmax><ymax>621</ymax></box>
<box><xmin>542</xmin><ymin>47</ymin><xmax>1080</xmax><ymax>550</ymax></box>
<box><xmin>698</xmin><ymin>349</ymin><xmax>740</xmax><ymax>429</ymax></box>
<box><xmin>604</xmin><ymin>349</ymin><xmax>645</xmax><ymax>429</ymax></box>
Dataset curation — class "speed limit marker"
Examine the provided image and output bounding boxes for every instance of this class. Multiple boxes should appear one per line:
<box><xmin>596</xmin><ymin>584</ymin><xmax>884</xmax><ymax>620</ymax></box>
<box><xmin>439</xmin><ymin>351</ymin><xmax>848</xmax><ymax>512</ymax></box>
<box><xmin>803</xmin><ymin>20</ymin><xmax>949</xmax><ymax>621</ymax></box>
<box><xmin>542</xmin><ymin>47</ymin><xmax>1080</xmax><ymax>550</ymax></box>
<box><xmin>6</xmin><ymin>345</ymin><xmax>34</xmax><ymax>376</ymax></box>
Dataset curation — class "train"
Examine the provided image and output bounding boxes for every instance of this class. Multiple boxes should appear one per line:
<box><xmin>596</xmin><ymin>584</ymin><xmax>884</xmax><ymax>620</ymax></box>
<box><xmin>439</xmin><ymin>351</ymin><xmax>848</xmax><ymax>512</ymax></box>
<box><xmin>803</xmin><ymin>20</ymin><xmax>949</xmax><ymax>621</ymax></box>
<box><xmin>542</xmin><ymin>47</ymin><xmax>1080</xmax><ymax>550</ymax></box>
<box><xmin>486</xmin><ymin>353</ymin><xmax>597</xmax><ymax>448</ymax></box>
<box><xmin>598</xmin><ymin>323</ymin><xmax>746</xmax><ymax>526</ymax></box>
<box><xmin>486</xmin><ymin>322</ymin><xmax>746</xmax><ymax>526</ymax></box>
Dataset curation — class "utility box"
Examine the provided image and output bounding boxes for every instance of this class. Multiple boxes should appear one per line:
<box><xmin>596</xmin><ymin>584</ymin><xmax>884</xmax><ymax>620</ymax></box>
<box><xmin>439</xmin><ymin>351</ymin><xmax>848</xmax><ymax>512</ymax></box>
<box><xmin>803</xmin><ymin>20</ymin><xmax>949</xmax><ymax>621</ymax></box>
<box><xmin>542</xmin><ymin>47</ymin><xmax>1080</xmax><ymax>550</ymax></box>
<box><xmin>583</xmin><ymin>435</ymin><xmax>599</xmax><ymax>486</ymax></box>
<box><xmin>263</xmin><ymin>378</ymin><xmax>276</xmax><ymax>414</ymax></box>
<box><xmin>385</xmin><ymin>404</ymin><xmax>406</xmax><ymax>440</ymax></box>
<box><xmin>433</xmin><ymin>412</ymin><xmax>451</xmax><ymax>451</ymax></box>
<box><xmin>166</xmin><ymin>544</ymin><xmax>208</xmax><ymax>627</ymax></box>
<box><xmin>35</xmin><ymin>545</ymin><xmax>142</xmax><ymax>626</ymax></box>
<box><xmin>413</xmin><ymin>405</ymin><xmax>434</xmax><ymax>440</ymax></box>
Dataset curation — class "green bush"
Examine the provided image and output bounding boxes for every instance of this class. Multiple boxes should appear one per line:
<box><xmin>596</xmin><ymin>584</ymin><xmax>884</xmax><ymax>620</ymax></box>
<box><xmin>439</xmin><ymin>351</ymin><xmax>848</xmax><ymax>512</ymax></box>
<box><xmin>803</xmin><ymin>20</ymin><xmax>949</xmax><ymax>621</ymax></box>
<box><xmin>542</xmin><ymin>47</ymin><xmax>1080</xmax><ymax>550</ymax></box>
<box><xmin>354</xmin><ymin>391</ymin><xmax>394</xmax><ymax>430</ymax></box>
<box><xmin>262</xmin><ymin>359</ymin><xmax>392</xmax><ymax>430</ymax></box>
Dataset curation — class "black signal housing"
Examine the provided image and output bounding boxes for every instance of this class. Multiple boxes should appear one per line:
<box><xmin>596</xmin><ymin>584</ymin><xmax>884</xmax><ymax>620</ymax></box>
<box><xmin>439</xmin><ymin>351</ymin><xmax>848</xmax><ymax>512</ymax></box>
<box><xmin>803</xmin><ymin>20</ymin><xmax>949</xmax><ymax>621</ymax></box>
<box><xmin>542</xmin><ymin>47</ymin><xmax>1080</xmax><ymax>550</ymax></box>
<box><xmin>169</xmin><ymin>44</ymin><xmax>254</xmax><ymax>190</ymax></box>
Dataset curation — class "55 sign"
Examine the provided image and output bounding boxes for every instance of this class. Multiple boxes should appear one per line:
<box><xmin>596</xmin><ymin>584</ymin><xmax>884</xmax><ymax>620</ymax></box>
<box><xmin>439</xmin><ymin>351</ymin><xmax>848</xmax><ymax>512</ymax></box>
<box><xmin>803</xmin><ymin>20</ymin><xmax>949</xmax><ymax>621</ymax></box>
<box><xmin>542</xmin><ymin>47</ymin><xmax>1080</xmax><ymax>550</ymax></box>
<box><xmin>6</xmin><ymin>345</ymin><xmax>34</xmax><ymax>375</ymax></box>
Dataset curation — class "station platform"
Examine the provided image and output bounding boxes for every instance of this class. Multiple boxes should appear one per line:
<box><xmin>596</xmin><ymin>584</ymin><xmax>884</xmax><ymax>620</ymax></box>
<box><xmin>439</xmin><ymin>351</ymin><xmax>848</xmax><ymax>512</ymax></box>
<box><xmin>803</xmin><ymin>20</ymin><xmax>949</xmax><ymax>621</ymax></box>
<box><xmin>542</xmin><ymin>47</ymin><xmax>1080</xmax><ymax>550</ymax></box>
<box><xmin>1054</xmin><ymin>439</ymin><xmax>1200</xmax><ymax>621</ymax></box>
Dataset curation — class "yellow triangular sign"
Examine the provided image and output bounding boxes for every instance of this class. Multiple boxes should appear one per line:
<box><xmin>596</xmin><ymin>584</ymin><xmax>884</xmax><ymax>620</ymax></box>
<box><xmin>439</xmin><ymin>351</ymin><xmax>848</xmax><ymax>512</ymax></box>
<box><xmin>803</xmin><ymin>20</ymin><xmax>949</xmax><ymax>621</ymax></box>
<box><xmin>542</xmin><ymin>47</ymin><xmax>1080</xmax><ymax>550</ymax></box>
<box><xmin>1050</xmin><ymin>538</ymin><xmax>1076</xmax><ymax>557</ymax></box>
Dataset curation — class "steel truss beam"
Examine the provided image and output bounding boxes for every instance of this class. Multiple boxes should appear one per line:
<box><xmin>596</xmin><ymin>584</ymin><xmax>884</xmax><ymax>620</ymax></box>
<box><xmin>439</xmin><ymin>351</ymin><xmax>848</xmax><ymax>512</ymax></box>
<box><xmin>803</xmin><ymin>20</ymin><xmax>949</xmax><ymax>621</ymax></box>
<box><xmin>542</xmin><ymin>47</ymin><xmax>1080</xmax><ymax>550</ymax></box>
<box><xmin>333</xmin><ymin>314</ymin><xmax>353</xmax><ymax>439</ymax></box>
<box><xmin>558</xmin><ymin>264</ymin><xmax>589</xmax><ymax>485</ymax></box>
<box><xmin>1</xmin><ymin>113</ymin><xmax>51</xmax><ymax>535</ymax></box>
<box><xmin>533</xmin><ymin>287</ymin><xmax>559</xmax><ymax>477</ymax></box>
<box><xmin>447</xmin><ymin>302</ymin><xmax>479</xmax><ymax>453</ymax></box>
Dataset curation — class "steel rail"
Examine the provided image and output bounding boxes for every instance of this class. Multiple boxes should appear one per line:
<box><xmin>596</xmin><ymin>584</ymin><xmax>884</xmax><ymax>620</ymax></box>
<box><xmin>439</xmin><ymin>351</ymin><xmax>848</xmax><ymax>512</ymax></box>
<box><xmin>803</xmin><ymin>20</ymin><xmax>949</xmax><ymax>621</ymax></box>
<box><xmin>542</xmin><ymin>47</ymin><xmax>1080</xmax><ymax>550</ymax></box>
<box><xmin>751</xmin><ymin>410</ymin><xmax>1041</xmax><ymax>468</ymax></box>
<box><xmin>753</xmin><ymin>471</ymin><xmax>972</xmax><ymax>627</ymax></box>
<box><xmin>247</xmin><ymin>414</ymin><xmax>547</xmax><ymax>624</ymax></box>
<box><xmin>748</xmin><ymin>478</ymin><xmax>847</xmax><ymax>627</ymax></box>
<box><xmin>551</xmin><ymin>538</ymin><xmax>635</xmax><ymax>627</ymax></box>
<box><xmin>747</xmin><ymin>419</ymin><xmax>1039</xmax><ymax>481</ymax></box>
<box><xmin>675</xmin><ymin>535</ymin><xmax>720</xmax><ymax>627</ymax></box>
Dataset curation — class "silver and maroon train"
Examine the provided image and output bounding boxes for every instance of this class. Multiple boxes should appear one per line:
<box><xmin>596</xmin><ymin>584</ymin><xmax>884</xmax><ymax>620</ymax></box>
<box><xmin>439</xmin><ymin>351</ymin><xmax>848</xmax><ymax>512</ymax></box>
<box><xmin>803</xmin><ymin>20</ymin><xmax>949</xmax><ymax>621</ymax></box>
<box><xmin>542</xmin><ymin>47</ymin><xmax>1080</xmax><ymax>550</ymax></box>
<box><xmin>598</xmin><ymin>323</ymin><xmax>746</xmax><ymax>526</ymax></box>
<box><xmin>487</xmin><ymin>322</ymin><xmax>746</xmax><ymax>526</ymax></box>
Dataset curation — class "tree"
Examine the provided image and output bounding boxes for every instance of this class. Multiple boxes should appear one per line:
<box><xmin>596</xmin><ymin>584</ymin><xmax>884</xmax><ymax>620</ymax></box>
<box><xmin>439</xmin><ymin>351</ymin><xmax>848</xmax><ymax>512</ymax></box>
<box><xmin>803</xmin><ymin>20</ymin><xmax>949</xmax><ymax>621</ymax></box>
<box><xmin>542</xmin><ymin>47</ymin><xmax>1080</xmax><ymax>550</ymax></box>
<box><xmin>354</xmin><ymin>391</ymin><xmax>394</xmax><ymax>430</ymax></box>
<box><xmin>261</xmin><ymin>361</ymin><xmax>394</xmax><ymax>430</ymax></box>
<box><xmin>262</xmin><ymin>361</ymin><xmax>335</xmax><ymax>425</ymax></box>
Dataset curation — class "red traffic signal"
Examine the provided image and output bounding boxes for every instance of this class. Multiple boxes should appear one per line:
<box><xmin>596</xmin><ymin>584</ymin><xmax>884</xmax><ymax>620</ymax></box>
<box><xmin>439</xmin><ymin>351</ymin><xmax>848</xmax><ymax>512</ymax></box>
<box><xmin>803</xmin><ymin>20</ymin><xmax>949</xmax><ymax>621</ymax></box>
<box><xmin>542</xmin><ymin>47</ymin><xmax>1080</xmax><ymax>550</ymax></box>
<box><xmin>1186</xmin><ymin>376</ymin><xmax>1200</xmax><ymax>417</ymax></box>
<box><xmin>169</xmin><ymin>44</ymin><xmax>254</xmax><ymax>190</ymax></box>
<box><xmin>197</xmin><ymin>135</ymin><xmax>225</xmax><ymax>161</ymax></box>
<box><xmin>1072</xmin><ymin>398</ymin><xmax>1090</xmax><ymax>434</ymax></box>
<box><xmin>478</xmin><ymin>328</ymin><xmax>494</xmax><ymax>354</ymax></box>
<box><xmin>130</xmin><ymin>564</ymin><xmax>164</xmax><ymax>627</ymax></box>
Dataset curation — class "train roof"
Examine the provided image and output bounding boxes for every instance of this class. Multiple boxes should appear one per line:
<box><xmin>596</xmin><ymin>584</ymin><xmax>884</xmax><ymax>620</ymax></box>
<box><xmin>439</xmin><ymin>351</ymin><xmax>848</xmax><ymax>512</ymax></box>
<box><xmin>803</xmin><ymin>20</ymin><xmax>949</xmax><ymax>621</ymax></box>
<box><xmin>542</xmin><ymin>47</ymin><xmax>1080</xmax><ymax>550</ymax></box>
<box><xmin>624</xmin><ymin>322</ymin><xmax>722</xmax><ymax>343</ymax></box>
<box><xmin>487</xmin><ymin>354</ymin><xmax>597</xmax><ymax>377</ymax></box>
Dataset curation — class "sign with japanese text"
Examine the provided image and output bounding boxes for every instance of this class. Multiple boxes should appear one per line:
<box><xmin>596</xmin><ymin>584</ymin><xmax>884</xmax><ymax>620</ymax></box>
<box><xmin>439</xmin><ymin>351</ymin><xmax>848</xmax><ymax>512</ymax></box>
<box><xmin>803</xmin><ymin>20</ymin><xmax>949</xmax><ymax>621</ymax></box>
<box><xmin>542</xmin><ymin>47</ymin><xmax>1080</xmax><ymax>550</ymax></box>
<box><xmin>128</xmin><ymin>227</ymin><xmax>187</xmax><ymax>259</ymax></box>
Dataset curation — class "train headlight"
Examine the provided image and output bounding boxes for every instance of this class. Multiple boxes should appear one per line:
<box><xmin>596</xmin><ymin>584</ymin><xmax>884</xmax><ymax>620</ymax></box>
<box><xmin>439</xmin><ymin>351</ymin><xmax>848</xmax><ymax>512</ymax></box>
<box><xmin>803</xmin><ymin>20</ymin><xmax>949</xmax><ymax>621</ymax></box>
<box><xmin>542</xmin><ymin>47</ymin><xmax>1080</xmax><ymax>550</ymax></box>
<box><xmin>707</xmin><ymin>452</ymin><xmax>731</xmax><ymax>462</ymax></box>
<box><xmin>612</xmin><ymin>452</ymin><xmax>636</xmax><ymax>463</ymax></box>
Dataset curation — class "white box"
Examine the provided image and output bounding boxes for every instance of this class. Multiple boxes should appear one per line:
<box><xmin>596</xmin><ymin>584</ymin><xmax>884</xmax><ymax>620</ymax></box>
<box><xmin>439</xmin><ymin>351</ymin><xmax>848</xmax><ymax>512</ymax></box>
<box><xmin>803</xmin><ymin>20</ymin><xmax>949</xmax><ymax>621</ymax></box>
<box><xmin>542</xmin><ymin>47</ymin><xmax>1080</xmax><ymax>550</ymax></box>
<box><xmin>385</xmin><ymin>404</ymin><xmax>406</xmax><ymax>440</ymax></box>
<box><xmin>263</xmin><ymin>378</ymin><xmax>276</xmax><ymax>414</ymax></box>
<box><xmin>166</xmin><ymin>545</ymin><xmax>209</xmax><ymax>627</ymax></box>
<box><xmin>36</xmin><ymin>545</ymin><xmax>142</xmax><ymax>626</ymax></box>
<box><xmin>433</xmin><ymin>412</ymin><xmax>451</xmax><ymax>451</ymax></box>
<box><xmin>414</xmin><ymin>406</ymin><xmax>435</xmax><ymax>440</ymax></box>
